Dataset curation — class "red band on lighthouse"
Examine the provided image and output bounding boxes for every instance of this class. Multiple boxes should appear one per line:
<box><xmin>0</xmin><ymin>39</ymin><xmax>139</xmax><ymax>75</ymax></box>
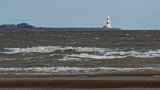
<box><xmin>106</xmin><ymin>16</ymin><xmax>111</xmax><ymax>28</ymax></box>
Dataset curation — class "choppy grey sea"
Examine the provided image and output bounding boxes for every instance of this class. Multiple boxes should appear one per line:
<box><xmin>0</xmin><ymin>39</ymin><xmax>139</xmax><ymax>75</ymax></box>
<box><xmin>0</xmin><ymin>30</ymin><xmax>160</xmax><ymax>74</ymax></box>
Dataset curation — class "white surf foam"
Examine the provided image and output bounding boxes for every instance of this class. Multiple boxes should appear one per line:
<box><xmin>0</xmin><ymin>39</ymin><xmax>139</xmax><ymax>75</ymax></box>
<box><xmin>101</xmin><ymin>50</ymin><xmax>160</xmax><ymax>58</ymax></box>
<box><xmin>3</xmin><ymin>46</ymin><xmax>107</xmax><ymax>54</ymax></box>
<box><xmin>2</xmin><ymin>46</ymin><xmax>160</xmax><ymax>59</ymax></box>
<box><xmin>0</xmin><ymin>67</ymin><xmax>159</xmax><ymax>74</ymax></box>
<box><xmin>68</xmin><ymin>53</ymin><xmax>126</xmax><ymax>59</ymax></box>
<box><xmin>58</xmin><ymin>56</ymin><xmax>81</xmax><ymax>61</ymax></box>
<box><xmin>3</xmin><ymin>46</ymin><xmax>62</xmax><ymax>54</ymax></box>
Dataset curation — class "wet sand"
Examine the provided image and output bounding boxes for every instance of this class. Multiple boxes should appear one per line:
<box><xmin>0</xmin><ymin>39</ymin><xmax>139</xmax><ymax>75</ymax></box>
<box><xmin>0</xmin><ymin>72</ymin><xmax>160</xmax><ymax>88</ymax></box>
<box><xmin>0</xmin><ymin>79</ymin><xmax>160</xmax><ymax>88</ymax></box>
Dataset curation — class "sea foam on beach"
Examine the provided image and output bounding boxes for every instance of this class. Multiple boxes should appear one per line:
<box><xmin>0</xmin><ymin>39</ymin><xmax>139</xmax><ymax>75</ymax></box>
<box><xmin>0</xmin><ymin>67</ymin><xmax>159</xmax><ymax>74</ymax></box>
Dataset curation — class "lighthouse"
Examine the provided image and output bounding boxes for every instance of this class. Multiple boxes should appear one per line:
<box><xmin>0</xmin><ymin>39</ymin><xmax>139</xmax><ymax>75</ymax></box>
<box><xmin>106</xmin><ymin>16</ymin><xmax>112</xmax><ymax>28</ymax></box>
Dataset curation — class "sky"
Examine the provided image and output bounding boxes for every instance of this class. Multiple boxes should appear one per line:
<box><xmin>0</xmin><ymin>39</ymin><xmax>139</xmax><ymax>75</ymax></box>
<box><xmin>0</xmin><ymin>0</ymin><xmax>160</xmax><ymax>30</ymax></box>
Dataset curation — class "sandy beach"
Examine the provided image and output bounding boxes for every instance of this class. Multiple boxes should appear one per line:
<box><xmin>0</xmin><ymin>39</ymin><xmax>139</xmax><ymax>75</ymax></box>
<box><xmin>0</xmin><ymin>72</ymin><xmax>159</xmax><ymax>88</ymax></box>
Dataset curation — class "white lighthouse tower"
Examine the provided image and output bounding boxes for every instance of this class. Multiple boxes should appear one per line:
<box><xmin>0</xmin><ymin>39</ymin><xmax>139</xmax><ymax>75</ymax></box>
<box><xmin>106</xmin><ymin>16</ymin><xmax>112</xmax><ymax>28</ymax></box>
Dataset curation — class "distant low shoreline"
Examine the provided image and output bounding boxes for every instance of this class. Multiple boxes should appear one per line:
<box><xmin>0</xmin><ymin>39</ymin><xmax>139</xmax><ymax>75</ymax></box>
<box><xmin>0</xmin><ymin>27</ymin><xmax>124</xmax><ymax>32</ymax></box>
<box><xmin>0</xmin><ymin>28</ymin><xmax>160</xmax><ymax>32</ymax></box>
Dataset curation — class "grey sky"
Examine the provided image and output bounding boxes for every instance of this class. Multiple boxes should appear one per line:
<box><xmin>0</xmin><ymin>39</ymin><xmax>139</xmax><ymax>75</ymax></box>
<box><xmin>0</xmin><ymin>0</ymin><xmax>160</xmax><ymax>30</ymax></box>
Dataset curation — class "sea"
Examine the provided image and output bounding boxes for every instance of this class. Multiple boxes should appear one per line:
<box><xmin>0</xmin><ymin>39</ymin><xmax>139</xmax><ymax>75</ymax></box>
<box><xmin>0</xmin><ymin>30</ymin><xmax>160</xmax><ymax>74</ymax></box>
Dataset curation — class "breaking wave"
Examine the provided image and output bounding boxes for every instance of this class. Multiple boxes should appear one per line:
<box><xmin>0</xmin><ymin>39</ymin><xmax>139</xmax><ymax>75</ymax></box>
<box><xmin>2</xmin><ymin>46</ymin><xmax>160</xmax><ymax>60</ymax></box>
<box><xmin>68</xmin><ymin>53</ymin><xmax>126</xmax><ymax>59</ymax></box>
<box><xmin>58</xmin><ymin>56</ymin><xmax>81</xmax><ymax>61</ymax></box>
<box><xmin>2</xmin><ymin>46</ymin><xmax>107</xmax><ymax>54</ymax></box>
